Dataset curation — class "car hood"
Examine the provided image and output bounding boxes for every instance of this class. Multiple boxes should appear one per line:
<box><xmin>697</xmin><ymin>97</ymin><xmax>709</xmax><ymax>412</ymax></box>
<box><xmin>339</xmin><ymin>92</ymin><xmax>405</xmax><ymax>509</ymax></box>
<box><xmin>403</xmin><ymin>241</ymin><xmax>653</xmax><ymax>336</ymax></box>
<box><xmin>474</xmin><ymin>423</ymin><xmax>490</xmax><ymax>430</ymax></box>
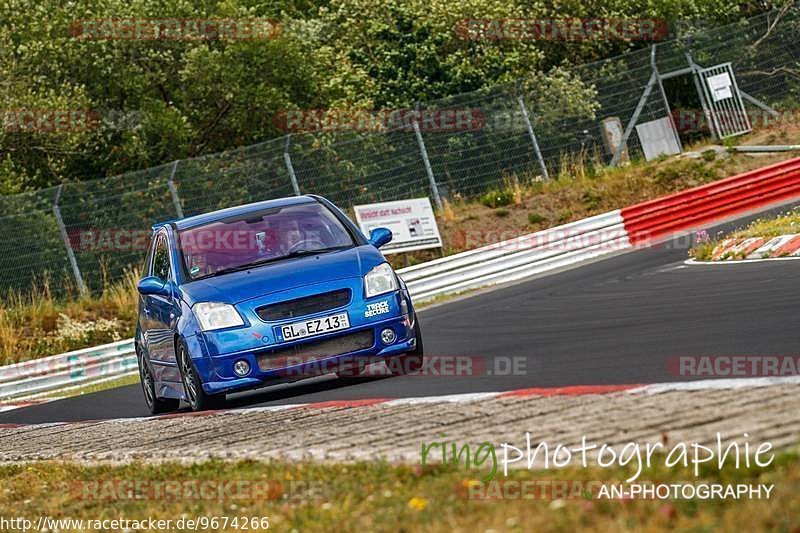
<box><xmin>179</xmin><ymin>245</ymin><xmax>385</xmax><ymax>306</ymax></box>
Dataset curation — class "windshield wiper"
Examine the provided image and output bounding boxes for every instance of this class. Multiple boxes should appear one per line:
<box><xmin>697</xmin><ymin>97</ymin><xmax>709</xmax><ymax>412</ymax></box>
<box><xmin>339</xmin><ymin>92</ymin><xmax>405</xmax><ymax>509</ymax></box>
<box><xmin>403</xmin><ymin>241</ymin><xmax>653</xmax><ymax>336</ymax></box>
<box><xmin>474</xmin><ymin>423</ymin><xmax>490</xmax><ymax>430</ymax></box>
<box><xmin>192</xmin><ymin>246</ymin><xmax>351</xmax><ymax>280</ymax></box>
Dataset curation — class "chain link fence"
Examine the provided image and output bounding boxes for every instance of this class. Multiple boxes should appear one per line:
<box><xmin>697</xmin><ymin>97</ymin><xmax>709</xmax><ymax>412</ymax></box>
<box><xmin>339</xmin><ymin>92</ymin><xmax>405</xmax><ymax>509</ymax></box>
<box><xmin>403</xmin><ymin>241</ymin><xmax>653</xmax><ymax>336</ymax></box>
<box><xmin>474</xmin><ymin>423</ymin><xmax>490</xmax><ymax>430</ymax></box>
<box><xmin>3</xmin><ymin>7</ymin><xmax>800</xmax><ymax>296</ymax></box>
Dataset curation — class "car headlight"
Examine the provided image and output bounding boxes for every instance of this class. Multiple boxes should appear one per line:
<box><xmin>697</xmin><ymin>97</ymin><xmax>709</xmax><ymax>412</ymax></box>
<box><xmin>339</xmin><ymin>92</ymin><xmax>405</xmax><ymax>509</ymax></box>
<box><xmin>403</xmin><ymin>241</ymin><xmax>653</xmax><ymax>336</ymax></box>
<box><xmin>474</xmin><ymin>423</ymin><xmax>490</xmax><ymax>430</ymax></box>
<box><xmin>194</xmin><ymin>302</ymin><xmax>244</xmax><ymax>331</ymax></box>
<box><xmin>365</xmin><ymin>263</ymin><xmax>398</xmax><ymax>298</ymax></box>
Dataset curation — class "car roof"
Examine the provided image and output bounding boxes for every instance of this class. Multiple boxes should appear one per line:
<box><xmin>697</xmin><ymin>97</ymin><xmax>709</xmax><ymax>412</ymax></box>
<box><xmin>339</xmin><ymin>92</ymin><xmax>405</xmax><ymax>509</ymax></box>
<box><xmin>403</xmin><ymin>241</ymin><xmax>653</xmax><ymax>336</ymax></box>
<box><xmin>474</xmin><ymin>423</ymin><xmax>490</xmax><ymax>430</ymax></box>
<box><xmin>153</xmin><ymin>195</ymin><xmax>318</xmax><ymax>232</ymax></box>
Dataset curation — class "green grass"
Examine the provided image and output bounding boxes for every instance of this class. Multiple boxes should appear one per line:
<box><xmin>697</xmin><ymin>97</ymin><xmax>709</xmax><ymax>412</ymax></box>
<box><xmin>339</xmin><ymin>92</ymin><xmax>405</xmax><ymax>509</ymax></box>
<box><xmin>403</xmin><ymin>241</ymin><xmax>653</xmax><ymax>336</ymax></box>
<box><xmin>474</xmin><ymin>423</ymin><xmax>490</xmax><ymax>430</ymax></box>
<box><xmin>727</xmin><ymin>209</ymin><xmax>800</xmax><ymax>239</ymax></box>
<box><xmin>0</xmin><ymin>451</ymin><xmax>798</xmax><ymax>532</ymax></box>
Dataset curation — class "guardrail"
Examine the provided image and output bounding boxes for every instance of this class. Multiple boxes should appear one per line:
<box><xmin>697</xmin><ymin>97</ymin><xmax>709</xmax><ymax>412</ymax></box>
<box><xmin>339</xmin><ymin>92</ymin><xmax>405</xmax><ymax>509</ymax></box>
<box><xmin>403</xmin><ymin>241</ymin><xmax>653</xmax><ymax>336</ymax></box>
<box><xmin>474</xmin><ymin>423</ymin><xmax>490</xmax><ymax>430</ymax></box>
<box><xmin>3</xmin><ymin>156</ymin><xmax>800</xmax><ymax>401</ymax></box>
<box><xmin>398</xmin><ymin>210</ymin><xmax>630</xmax><ymax>301</ymax></box>
<box><xmin>622</xmin><ymin>157</ymin><xmax>800</xmax><ymax>245</ymax></box>
<box><xmin>0</xmin><ymin>340</ymin><xmax>136</xmax><ymax>401</ymax></box>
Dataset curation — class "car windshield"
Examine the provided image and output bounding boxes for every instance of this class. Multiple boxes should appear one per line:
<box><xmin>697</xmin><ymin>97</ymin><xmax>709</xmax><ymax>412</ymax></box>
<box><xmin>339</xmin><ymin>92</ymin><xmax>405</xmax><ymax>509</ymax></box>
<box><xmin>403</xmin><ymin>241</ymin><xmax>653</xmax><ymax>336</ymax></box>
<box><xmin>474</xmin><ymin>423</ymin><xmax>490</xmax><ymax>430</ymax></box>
<box><xmin>179</xmin><ymin>202</ymin><xmax>355</xmax><ymax>281</ymax></box>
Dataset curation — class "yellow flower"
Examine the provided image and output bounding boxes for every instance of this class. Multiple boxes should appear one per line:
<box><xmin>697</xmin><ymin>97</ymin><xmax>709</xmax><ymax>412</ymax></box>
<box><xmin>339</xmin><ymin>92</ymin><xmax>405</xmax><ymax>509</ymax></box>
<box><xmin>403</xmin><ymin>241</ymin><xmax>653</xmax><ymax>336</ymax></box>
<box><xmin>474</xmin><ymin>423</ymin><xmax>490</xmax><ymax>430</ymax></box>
<box><xmin>408</xmin><ymin>497</ymin><xmax>428</xmax><ymax>511</ymax></box>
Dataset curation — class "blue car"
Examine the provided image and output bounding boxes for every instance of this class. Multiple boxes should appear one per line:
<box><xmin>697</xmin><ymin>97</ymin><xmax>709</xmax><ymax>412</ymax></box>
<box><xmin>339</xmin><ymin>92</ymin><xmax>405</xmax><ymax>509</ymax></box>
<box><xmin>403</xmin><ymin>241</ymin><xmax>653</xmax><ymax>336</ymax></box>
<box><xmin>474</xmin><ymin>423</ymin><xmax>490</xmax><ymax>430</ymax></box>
<box><xmin>135</xmin><ymin>195</ymin><xmax>423</xmax><ymax>413</ymax></box>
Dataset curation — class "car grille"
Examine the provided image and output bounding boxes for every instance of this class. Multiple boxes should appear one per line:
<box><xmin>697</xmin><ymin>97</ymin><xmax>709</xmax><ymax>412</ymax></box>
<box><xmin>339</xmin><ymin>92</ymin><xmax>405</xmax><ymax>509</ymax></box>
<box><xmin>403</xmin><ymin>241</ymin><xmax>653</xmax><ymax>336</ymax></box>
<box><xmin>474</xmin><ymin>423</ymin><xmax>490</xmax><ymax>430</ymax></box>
<box><xmin>255</xmin><ymin>289</ymin><xmax>352</xmax><ymax>321</ymax></box>
<box><xmin>257</xmin><ymin>329</ymin><xmax>374</xmax><ymax>371</ymax></box>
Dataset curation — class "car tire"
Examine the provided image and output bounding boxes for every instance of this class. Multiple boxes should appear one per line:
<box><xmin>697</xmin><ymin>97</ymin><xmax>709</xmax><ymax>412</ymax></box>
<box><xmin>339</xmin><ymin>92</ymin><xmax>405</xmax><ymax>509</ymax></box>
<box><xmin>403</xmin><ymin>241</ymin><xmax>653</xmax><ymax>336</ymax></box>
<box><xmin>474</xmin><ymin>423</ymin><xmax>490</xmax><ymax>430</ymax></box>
<box><xmin>388</xmin><ymin>321</ymin><xmax>425</xmax><ymax>376</ymax></box>
<box><xmin>137</xmin><ymin>347</ymin><xmax>180</xmax><ymax>415</ymax></box>
<box><xmin>176</xmin><ymin>340</ymin><xmax>226</xmax><ymax>412</ymax></box>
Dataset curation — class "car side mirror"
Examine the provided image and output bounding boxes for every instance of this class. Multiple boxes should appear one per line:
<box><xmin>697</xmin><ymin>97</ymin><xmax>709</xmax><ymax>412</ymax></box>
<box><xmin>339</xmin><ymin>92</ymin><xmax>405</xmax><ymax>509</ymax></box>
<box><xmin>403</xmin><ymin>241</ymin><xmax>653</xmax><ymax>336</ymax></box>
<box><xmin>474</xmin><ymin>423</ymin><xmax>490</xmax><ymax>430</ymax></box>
<box><xmin>137</xmin><ymin>276</ymin><xmax>171</xmax><ymax>297</ymax></box>
<box><xmin>368</xmin><ymin>227</ymin><xmax>393</xmax><ymax>248</ymax></box>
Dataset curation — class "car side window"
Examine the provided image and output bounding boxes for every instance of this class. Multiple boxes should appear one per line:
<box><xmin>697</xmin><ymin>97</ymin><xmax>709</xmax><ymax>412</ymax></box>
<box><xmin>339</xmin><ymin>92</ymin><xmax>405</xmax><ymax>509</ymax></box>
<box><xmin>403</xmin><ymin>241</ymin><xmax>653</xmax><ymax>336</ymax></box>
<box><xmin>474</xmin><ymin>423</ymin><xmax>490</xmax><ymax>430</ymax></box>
<box><xmin>151</xmin><ymin>235</ymin><xmax>171</xmax><ymax>282</ymax></box>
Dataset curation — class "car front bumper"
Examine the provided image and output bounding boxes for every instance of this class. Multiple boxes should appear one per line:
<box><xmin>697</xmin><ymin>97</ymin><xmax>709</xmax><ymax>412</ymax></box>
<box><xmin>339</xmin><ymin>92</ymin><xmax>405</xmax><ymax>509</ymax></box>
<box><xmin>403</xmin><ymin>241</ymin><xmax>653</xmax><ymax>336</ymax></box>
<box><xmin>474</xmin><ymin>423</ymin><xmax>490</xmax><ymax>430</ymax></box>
<box><xmin>193</xmin><ymin>313</ymin><xmax>417</xmax><ymax>395</ymax></box>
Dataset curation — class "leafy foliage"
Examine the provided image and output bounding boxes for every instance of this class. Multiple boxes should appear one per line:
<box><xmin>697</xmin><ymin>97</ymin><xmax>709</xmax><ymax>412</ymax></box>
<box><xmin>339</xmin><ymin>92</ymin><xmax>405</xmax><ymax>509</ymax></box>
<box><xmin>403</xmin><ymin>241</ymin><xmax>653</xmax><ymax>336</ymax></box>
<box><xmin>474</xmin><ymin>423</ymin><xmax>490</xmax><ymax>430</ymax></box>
<box><xmin>0</xmin><ymin>0</ymin><xmax>770</xmax><ymax>192</ymax></box>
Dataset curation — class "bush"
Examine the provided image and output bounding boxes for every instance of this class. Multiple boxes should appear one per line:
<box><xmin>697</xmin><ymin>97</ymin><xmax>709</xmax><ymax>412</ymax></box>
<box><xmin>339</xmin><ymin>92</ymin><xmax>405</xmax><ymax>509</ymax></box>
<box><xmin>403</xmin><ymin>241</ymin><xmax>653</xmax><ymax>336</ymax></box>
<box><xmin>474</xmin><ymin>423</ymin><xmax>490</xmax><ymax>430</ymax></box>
<box><xmin>581</xmin><ymin>190</ymin><xmax>602</xmax><ymax>209</ymax></box>
<box><xmin>557</xmin><ymin>210</ymin><xmax>573</xmax><ymax>224</ymax></box>
<box><xmin>480</xmin><ymin>190</ymin><xmax>514</xmax><ymax>209</ymax></box>
<box><xmin>654</xmin><ymin>167</ymin><xmax>681</xmax><ymax>184</ymax></box>
<box><xmin>528</xmin><ymin>213</ymin><xmax>546</xmax><ymax>225</ymax></box>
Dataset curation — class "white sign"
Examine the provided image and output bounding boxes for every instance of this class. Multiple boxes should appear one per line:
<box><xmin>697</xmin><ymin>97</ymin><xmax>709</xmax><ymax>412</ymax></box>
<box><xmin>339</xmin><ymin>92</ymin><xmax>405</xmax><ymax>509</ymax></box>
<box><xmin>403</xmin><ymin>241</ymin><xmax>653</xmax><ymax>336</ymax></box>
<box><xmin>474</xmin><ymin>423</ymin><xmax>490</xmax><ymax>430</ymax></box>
<box><xmin>353</xmin><ymin>197</ymin><xmax>443</xmax><ymax>254</ymax></box>
<box><xmin>706</xmin><ymin>72</ymin><xmax>733</xmax><ymax>102</ymax></box>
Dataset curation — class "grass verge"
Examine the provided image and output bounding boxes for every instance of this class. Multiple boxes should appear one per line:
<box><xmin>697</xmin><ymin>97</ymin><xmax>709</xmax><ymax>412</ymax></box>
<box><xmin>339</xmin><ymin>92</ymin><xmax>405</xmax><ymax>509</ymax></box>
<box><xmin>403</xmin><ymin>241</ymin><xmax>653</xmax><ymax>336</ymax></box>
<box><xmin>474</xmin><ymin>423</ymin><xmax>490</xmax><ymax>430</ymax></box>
<box><xmin>0</xmin><ymin>451</ymin><xmax>798</xmax><ymax>532</ymax></box>
<box><xmin>690</xmin><ymin>207</ymin><xmax>800</xmax><ymax>260</ymax></box>
<box><xmin>0</xmin><ymin>270</ymin><xmax>139</xmax><ymax>366</ymax></box>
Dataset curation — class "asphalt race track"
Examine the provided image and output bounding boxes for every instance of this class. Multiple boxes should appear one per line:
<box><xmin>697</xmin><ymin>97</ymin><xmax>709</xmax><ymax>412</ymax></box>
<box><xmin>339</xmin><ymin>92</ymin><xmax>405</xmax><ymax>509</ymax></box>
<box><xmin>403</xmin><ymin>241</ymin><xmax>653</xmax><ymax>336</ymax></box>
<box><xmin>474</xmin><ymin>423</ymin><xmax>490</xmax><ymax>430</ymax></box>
<box><xmin>3</xmin><ymin>203</ymin><xmax>799</xmax><ymax>425</ymax></box>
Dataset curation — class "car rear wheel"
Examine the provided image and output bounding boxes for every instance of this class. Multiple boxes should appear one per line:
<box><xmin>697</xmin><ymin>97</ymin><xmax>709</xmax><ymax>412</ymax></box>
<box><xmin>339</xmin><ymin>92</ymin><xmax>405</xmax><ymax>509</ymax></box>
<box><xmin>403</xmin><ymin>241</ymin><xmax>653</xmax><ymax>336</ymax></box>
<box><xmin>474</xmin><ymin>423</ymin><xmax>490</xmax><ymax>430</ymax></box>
<box><xmin>177</xmin><ymin>341</ymin><xmax>226</xmax><ymax>411</ymax></box>
<box><xmin>388</xmin><ymin>322</ymin><xmax>424</xmax><ymax>376</ymax></box>
<box><xmin>138</xmin><ymin>348</ymin><xmax>179</xmax><ymax>415</ymax></box>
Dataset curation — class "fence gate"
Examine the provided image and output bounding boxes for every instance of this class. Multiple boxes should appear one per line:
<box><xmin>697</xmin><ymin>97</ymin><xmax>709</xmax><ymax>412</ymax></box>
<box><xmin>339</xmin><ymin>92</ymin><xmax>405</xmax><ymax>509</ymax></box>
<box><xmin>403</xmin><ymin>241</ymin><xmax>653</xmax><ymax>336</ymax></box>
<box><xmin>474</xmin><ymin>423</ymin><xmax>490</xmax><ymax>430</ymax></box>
<box><xmin>694</xmin><ymin>62</ymin><xmax>752</xmax><ymax>139</ymax></box>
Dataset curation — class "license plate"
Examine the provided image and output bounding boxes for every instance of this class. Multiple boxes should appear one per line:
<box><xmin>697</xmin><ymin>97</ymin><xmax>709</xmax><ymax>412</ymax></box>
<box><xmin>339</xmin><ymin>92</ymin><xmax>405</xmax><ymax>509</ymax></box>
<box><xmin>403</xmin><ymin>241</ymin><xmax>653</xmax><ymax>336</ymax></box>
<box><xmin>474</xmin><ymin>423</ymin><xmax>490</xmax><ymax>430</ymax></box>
<box><xmin>280</xmin><ymin>312</ymin><xmax>350</xmax><ymax>341</ymax></box>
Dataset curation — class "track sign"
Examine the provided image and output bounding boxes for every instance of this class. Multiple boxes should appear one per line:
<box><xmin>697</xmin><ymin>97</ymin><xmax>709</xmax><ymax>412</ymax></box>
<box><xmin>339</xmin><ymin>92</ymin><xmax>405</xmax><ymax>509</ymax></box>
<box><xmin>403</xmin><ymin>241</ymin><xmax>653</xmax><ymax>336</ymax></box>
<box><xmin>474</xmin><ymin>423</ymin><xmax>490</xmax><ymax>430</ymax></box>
<box><xmin>354</xmin><ymin>197</ymin><xmax>443</xmax><ymax>254</ymax></box>
<box><xmin>706</xmin><ymin>72</ymin><xmax>733</xmax><ymax>102</ymax></box>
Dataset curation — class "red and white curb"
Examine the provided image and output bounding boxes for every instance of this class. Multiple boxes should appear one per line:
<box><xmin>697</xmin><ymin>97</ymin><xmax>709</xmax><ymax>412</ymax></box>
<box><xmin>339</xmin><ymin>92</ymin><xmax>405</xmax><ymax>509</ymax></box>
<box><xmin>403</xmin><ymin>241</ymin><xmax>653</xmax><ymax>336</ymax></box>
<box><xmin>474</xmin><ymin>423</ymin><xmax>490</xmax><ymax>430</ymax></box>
<box><xmin>2</xmin><ymin>377</ymin><xmax>798</xmax><ymax>429</ymax></box>
<box><xmin>690</xmin><ymin>232</ymin><xmax>800</xmax><ymax>263</ymax></box>
<box><xmin>0</xmin><ymin>399</ymin><xmax>53</xmax><ymax>414</ymax></box>
<box><xmin>696</xmin><ymin>233</ymin><xmax>800</xmax><ymax>263</ymax></box>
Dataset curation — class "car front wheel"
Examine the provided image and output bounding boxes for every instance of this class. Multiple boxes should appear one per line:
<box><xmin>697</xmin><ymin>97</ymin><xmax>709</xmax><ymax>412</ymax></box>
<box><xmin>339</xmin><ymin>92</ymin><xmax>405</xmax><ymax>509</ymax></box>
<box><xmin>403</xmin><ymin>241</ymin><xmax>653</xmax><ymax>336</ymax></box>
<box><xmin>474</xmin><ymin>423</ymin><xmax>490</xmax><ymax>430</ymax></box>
<box><xmin>388</xmin><ymin>322</ymin><xmax>425</xmax><ymax>376</ymax></box>
<box><xmin>177</xmin><ymin>340</ymin><xmax>226</xmax><ymax>411</ymax></box>
<box><xmin>138</xmin><ymin>347</ymin><xmax>180</xmax><ymax>415</ymax></box>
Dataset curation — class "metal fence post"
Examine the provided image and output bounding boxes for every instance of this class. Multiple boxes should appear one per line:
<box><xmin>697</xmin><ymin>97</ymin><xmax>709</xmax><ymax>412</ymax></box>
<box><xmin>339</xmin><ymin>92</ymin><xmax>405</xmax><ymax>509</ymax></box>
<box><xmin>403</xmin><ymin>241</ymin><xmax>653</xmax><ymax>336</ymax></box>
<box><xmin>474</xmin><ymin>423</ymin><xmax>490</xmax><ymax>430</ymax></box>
<box><xmin>611</xmin><ymin>70</ymin><xmax>657</xmax><ymax>166</ymax></box>
<box><xmin>52</xmin><ymin>184</ymin><xmax>88</xmax><ymax>295</ymax></box>
<box><xmin>167</xmin><ymin>159</ymin><xmax>184</xmax><ymax>218</ymax></box>
<box><xmin>284</xmin><ymin>135</ymin><xmax>302</xmax><ymax>196</ymax></box>
<box><xmin>412</xmin><ymin>120</ymin><xmax>443</xmax><ymax>210</ymax></box>
<box><xmin>517</xmin><ymin>94</ymin><xmax>549</xmax><ymax>179</ymax></box>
